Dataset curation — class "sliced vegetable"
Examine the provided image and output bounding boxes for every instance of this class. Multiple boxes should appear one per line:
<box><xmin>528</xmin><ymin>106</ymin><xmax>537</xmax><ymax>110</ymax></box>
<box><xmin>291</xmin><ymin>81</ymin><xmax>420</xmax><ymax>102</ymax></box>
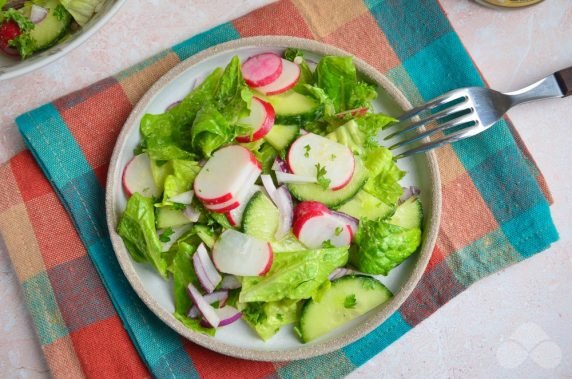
<box><xmin>275</xmin><ymin>171</ymin><xmax>317</xmax><ymax>185</ymax></box>
<box><xmin>187</xmin><ymin>283</ymin><xmax>220</xmax><ymax>328</ymax></box>
<box><xmin>263</xmin><ymin>124</ymin><xmax>300</xmax><ymax>151</ymax></box>
<box><xmin>236</xmin><ymin>97</ymin><xmax>275</xmax><ymax>143</ymax></box>
<box><xmin>188</xmin><ymin>290</ymin><xmax>229</xmax><ymax>318</ymax></box>
<box><xmin>242</xmin><ymin>52</ymin><xmax>283</xmax><ymax>87</ymax></box>
<box><xmin>212</xmin><ymin>230</ymin><xmax>273</xmax><ymax>276</ymax></box>
<box><xmin>287</xmin><ymin>133</ymin><xmax>355</xmax><ymax>190</ymax></box>
<box><xmin>242</xmin><ymin>191</ymin><xmax>280</xmax><ymax>241</ymax></box>
<box><xmin>293</xmin><ymin>211</ymin><xmax>352</xmax><ymax>249</ymax></box>
<box><xmin>192</xmin><ymin>243</ymin><xmax>222</xmax><ymax>293</ymax></box>
<box><xmin>299</xmin><ymin>275</ymin><xmax>393</xmax><ymax>342</ymax></box>
<box><xmin>122</xmin><ymin>153</ymin><xmax>160</xmax><ymax>198</ymax></box>
<box><xmin>225</xmin><ymin>185</ymin><xmax>262</xmax><ymax>227</ymax></box>
<box><xmin>220</xmin><ymin>275</ymin><xmax>242</xmax><ymax>290</ymax></box>
<box><xmin>273</xmin><ymin>186</ymin><xmax>294</xmax><ymax>240</ymax></box>
<box><xmin>255</xmin><ymin>59</ymin><xmax>301</xmax><ymax>96</ymax></box>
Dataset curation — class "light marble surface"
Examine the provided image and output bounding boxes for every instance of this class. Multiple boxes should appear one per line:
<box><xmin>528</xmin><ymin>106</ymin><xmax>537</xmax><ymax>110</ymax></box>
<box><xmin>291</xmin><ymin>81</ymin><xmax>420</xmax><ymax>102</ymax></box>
<box><xmin>0</xmin><ymin>0</ymin><xmax>571</xmax><ymax>378</ymax></box>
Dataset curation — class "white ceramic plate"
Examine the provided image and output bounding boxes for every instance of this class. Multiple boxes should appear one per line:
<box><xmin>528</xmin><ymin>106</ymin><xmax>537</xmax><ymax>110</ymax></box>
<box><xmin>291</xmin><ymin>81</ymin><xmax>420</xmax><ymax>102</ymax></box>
<box><xmin>106</xmin><ymin>37</ymin><xmax>441</xmax><ymax>361</ymax></box>
<box><xmin>0</xmin><ymin>0</ymin><xmax>125</xmax><ymax>81</ymax></box>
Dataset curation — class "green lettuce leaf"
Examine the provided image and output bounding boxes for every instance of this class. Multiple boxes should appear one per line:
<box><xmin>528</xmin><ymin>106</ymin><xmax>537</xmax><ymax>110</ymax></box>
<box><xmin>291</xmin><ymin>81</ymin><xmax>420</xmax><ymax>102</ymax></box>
<box><xmin>190</xmin><ymin>104</ymin><xmax>234</xmax><ymax>158</ymax></box>
<box><xmin>59</xmin><ymin>0</ymin><xmax>105</xmax><ymax>26</ymax></box>
<box><xmin>239</xmin><ymin>247</ymin><xmax>349</xmax><ymax>303</ymax></box>
<box><xmin>362</xmin><ymin>145</ymin><xmax>404</xmax><ymax>205</ymax></box>
<box><xmin>238</xmin><ymin>299</ymin><xmax>301</xmax><ymax>341</ymax></box>
<box><xmin>316</xmin><ymin>56</ymin><xmax>357</xmax><ymax>112</ymax></box>
<box><xmin>160</xmin><ymin>160</ymin><xmax>201</xmax><ymax>206</ymax></box>
<box><xmin>170</xmin><ymin>241</ymin><xmax>201</xmax><ymax>314</ymax></box>
<box><xmin>214</xmin><ymin>56</ymin><xmax>253</xmax><ymax>122</ymax></box>
<box><xmin>140</xmin><ymin>68</ymin><xmax>223</xmax><ymax>160</ymax></box>
<box><xmin>117</xmin><ymin>193</ymin><xmax>168</xmax><ymax>278</ymax></box>
<box><xmin>174</xmin><ymin>312</ymin><xmax>215</xmax><ymax>336</ymax></box>
<box><xmin>351</xmin><ymin>219</ymin><xmax>421</xmax><ymax>275</ymax></box>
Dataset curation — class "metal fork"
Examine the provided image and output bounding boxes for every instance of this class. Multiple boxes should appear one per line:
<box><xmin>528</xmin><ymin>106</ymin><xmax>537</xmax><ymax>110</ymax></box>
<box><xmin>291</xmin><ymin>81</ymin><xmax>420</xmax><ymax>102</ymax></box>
<box><xmin>385</xmin><ymin>66</ymin><xmax>572</xmax><ymax>159</ymax></box>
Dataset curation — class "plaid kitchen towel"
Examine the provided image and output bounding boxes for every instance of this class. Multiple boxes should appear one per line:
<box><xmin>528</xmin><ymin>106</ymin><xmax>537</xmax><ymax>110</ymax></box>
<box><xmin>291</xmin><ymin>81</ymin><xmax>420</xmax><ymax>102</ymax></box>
<box><xmin>0</xmin><ymin>0</ymin><xmax>559</xmax><ymax>378</ymax></box>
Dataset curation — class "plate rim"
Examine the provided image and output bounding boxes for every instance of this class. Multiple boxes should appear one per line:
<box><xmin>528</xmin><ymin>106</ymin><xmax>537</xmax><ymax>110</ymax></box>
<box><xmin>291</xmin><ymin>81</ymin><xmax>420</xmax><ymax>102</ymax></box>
<box><xmin>106</xmin><ymin>36</ymin><xmax>442</xmax><ymax>361</ymax></box>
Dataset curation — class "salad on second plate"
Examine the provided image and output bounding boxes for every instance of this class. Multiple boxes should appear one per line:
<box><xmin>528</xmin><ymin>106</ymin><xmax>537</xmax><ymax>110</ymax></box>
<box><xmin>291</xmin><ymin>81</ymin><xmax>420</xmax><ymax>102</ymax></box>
<box><xmin>117</xmin><ymin>49</ymin><xmax>424</xmax><ymax>343</ymax></box>
<box><xmin>0</xmin><ymin>0</ymin><xmax>107</xmax><ymax>59</ymax></box>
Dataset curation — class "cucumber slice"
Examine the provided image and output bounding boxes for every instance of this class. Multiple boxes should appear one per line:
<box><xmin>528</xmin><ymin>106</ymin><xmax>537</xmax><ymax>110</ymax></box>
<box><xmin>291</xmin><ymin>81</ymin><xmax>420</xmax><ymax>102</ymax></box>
<box><xmin>336</xmin><ymin>190</ymin><xmax>394</xmax><ymax>221</ymax></box>
<box><xmin>157</xmin><ymin>207</ymin><xmax>192</xmax><ymax>229</ymax></box>
<box><xmin>242</xmin><ymin>191</ymin><xmax>280</xmax><ymax>241</ymax></box>
<box><xmin>23</xmin><ymin>1</ymin><xmax>72</xmax><ymax>52</ymax></box>
<box><xmin>299</xmin><ymin>275</ymin><xmax>393</xmax><ymax>343</ymax></box>
<box><xmin>287</xmin><ymin>158</ymin><xmax>368</xmax><ymax>207</ymax></box>
<box><xmin>264</xmin><ymin>124</ymin><xmax>300</xmax><ymax>151</ymax></box>
<box><xmin>261</xmin><ymin>91</ymin><xmax>323</xmax><ymax>126</ymax></box>
<box><xmin>388</xmin><ymin>197</ymin><xmax>423</xmax><ymax>229</ymax></box>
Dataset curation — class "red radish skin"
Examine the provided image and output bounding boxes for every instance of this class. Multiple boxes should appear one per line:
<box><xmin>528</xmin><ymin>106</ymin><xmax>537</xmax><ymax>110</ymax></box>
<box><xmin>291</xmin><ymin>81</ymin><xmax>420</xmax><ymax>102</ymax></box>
<box><xmin>242</xmin><ymin>53</ymin><xmax>283</xmax><ymax>87</ymax></box>
<box><xmin>122</xmin><ymin>154</ymin><xmax>160</xmax><ymax>198</ymax></box>
<box><xmin>260</xmin><ymin>243</ymin><xmax>274</xmax><ymax>275</ymax></box>
<box><xmin>205</xmin><ymin>200</ymin><xmax>240</xmax><ymax>214</ymax></box>
<box><xmin>225</xmin><ymin>185</ymin><xmax>262</xmax><ymax>227</ymax></box>
<box><xmin>194</xmin><ymin>145</ymin><xmax>260</xmax><ymax>205</ymax></box>
<box><xmin>0</xmin><ymin>21</ymin><xmax>21</xmax><ymax>56</ymax></box>
<box><xmin>255</xmin><ymin>59</ymin><xmax>301</xmax><ymax>96</ymax></box>
<box><xmin>292</xmin><ymin>210</ymin><xmax>326</xmax><ymax>238</ymax></box>
<box><xmin>294</xmin><ymin>201</ymin><xmax>329</xmax><ymax>221</ymax></box>
<box><xmin>204</xmin><ymin>170</ymin><xmax>260</xmax><ymax>213</ymax></box>
<box><xmin>236</xmin><ymin>97</ymin><xmax>276</xmax><ymax>143</ymax></box>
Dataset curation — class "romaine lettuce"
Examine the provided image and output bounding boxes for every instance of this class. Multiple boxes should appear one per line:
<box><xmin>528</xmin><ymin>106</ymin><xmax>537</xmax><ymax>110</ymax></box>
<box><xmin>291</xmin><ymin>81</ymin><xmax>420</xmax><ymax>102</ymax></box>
<box><xmin>362</xmin><ymin>145</ymin><xmax>404</xmax><ymax>205</ymax></box>
<box><xmin>351</xmin><ymin>219</ymin><xmax>421</xmax><ymax>275</ymax></box>
<box><xmin>239</xmin><ymin>247</ymin><xmax>348</xmax><ymax>303</ymax></box>
<box><xmin>239</xmin><ymin>299</ymin><xmax>300</xmax><ymax>340</ymax></box>
<box><xmin>116</xmin><ymin>193</ymin><xmax>168</xmax><ymax>278</ymax></box>
<box><xmin>160</xmin><ymin>160</ymin><xmax>201</xmax><ymax>206</ymax></box>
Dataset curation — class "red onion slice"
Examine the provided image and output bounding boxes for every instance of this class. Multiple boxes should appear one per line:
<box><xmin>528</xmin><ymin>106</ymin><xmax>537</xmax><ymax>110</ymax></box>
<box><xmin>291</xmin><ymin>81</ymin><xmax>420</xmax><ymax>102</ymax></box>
<box><xmin>192</xmin><ymin>243</ymin><xmax>222</xmax><ymax>293</ymax></box>
<box><xmin>30</xmin><ymin>5</ymin><xmax>48</xmax><ymax>24</ymax></box>
<box><xmin>220</xmin><ymin>275</ymin><xmax>241</xmax><ymax>290</ymax></box>
<box><xmin>187</xmin><ymin>283</ymin><xmax>220</xmax><ymax>328</ymax></box>
<box><xmin>272</xmin><ymin>157</ymin><xmax>289</xmax><ymax>173</ymax></box>
<box><xmin>187</xmin><ymin>290</ymin><xmax>229</xmax><ymax>318</ymax></box>
<box><xmin>274</xmin><ymin>186</ymin><xmax>294</xmax><ymax>240</ymax></box>
<box><xmin>165</xmin><ymin>100</ymin><xmax>181</xmax><ymax>111</ymax></box>
<box><xmin>329</xmin><ymin>268</ymin><xmax>355</xmax><ymax>281</ymax></box>
<box><xmin>399</xmin><ymin>186</ymin><xmax>421</xmax><ymax>204</ymax></box>
<box><xmin>201</xmin><ymin>306</ymin><xmax>242</xmax><ymax>328</ymax></box>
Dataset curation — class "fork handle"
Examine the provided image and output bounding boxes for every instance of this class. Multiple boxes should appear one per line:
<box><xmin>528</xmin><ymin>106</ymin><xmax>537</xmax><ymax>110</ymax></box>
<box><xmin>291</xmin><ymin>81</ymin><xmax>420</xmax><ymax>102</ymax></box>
<box><xmin>555</xmin><ymin>67</ymin><xmax>572</xmax><ymax>97</ymax></box>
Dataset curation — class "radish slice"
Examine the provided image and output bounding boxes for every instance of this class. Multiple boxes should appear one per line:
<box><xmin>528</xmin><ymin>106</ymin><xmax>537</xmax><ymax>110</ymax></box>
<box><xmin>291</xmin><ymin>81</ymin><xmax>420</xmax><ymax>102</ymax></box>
<box><xmin>293</xmin><ymin>212</ymin><xmax>352</xmax><ymax>249</ymax></box>
<box><xmin>188</xmin><ymin>290</ymin><xmax>229</xmax><ymax>318</ymax></box>
<box><xmin>169</xmin><ymin>190</ymin><xmax>194</xmax><ymax>205</ymax></box>
<box><xmin>274</xmin><ymin>186</ymin><xmax>294</xmax><ymax>240</ymax></box>
<box><xmin>194</xmin><ymin>145</ymin><xmax>260</xmax><ymax>205</ymax></box>
<box><xmin>187</xmin><ymin>283</ymin><xmax>220</xmax><ymax>328</ymax></box>
<box><xmin>30</xmin><ymin>5</ymin><xmax>48</xmax><ymax>24</ymax></box>
<box><xmin>212</xmin><ymin>230</ymin><xmax>273</xmax><ymax>276</ymax></box>
<box><xmin>260</xmin><ymin>174</ymin><xmax>277</xmax><ymax>202</ymax></box>
<box><xmin>122</xmin><ymin>153</ymin><xmax>161</xmax><ymax>198</ymax></box>
<box><xmin>220</xmin><ymin>275</ymin><xmax>241</xmax><ymax>290</ymax></box>
<box><xmin>242</xmin><ymin>53</ymin><xmax>283</xmax><ymax>87</ymax></box>
<box><xmin>192</xmin><ymin>244</ymin><xmax>222</xmax><ymax>293</ymax></box>
<box><xmin>183</xmin><ymin>204</ymin><xmax>201</xmax><ymax>222</ymax></box>
<box><xmin>225</xmin><ymin>185</ymin><xmax>262</xmax><ymax>227</ymax></box>
<box><xmin>330</xmin><ymin>210</ymin><xmax>358</xmax><ymax>236</ymax></box>
<box><xmin>399</xmin><ymin>186</ymin><xmax>421</xmax><ymax>204</ymax></box>
<box><xmin>236</xmin><ymin>97</ymin><xmax>275</xmax><ymax>143</ymax></box>
<box><xmin>294</xmin><ymin>201</ymin><xmax>329</xmax><ymax>221</ymax></box>
<box><xmin>272</xmin><ymin>157</ymin><xmax>289</xmax><ymax>173</ymax></box>
<box><xmin>287</xmin><ymin>133</ymin><xmax>355</xmax><ymax>191</ymax></box>
<box><xmin>255</xmin><ymin>59</ymin><xmax>301</xmax><ymax>96</ymax></box>
<box><xmin>205</xmin><ymin>168</ymin><xmax>260</xmax><ymax>213</ymax></box>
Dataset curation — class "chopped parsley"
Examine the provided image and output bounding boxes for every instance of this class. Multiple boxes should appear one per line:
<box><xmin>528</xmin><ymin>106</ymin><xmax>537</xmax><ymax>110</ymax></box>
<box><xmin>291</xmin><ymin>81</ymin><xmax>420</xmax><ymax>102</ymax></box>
<box><xmin>158</xmin><ymin>227</ymin><xmax>175</xmax><ymax>243</ymax></box>
<box><xmin>344</xmin><ymin>294</ymin><xmax>357</xmax><ymax>309</ymax></box>
<box><xmin>53</xmin><ymin>4</ymin><xmax>68</xmax><ymax>21</ymax></box>
<box><xmin>304</xmin><ymin>144</ymin><xmax>311</xmax><ymax>158</ymax></box>
<box><xmin>170</xmin><ymin>202</ymin><xmax>186</xmax><ymax>211</ymax></box>
<box><xmin>321</xmin><ymin>240</ymin><xmax>334</xmax><ymax>248</ymax></box>
<box><xmin>334</xmin><ymin>226</ymin><xmax>343</xmax><ymax>236</ymax></box>
<box><xmin>330</xmin><ymin>154</ymin><xmax>337</xmax><ymax>160</ymax></box>
<box><xmin>315</xmin><ymin>163</ymin><xmax>331</xmax><ymax>189</ymax></box>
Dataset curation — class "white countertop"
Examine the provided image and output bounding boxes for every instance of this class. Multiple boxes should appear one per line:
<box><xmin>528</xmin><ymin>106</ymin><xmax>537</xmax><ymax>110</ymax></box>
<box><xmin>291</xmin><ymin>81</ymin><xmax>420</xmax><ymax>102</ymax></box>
<box><xmin>0</xmin><ymin>1</ymin><xmax>570</xmax><ymax>377</ymax></box>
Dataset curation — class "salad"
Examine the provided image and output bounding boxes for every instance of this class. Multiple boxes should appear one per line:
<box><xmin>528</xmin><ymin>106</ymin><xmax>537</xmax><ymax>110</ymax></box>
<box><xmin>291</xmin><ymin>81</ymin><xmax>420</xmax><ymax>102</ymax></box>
<box><xmin>117</xmin><ymin>49</ymin><xmax>424</xmax><ymax>343</ymax></box>
<box><xmin>0</xmin><ymin>0</ymin><xmax>106</xmax><ymax>59</ymax></box>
